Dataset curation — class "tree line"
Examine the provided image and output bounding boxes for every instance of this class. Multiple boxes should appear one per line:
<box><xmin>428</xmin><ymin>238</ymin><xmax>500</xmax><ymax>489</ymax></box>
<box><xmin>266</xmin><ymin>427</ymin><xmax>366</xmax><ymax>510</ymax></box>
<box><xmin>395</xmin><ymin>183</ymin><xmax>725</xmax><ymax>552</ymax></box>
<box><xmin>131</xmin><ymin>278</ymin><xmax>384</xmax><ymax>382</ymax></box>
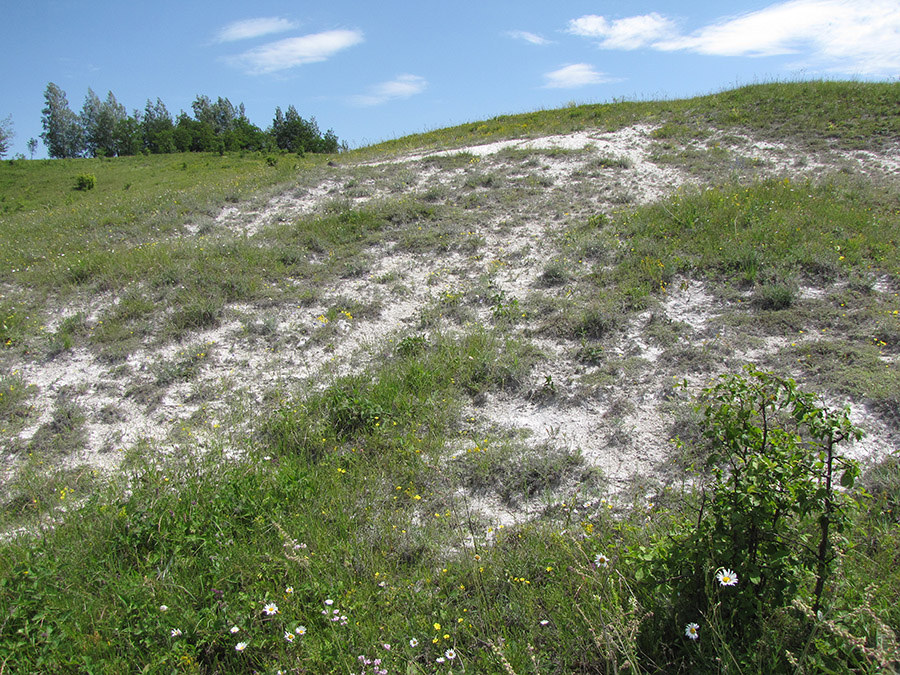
<box><xmin>39</xmin><ymin>82</ymin><xmax>342</xmax><ymax>159</ymax></box>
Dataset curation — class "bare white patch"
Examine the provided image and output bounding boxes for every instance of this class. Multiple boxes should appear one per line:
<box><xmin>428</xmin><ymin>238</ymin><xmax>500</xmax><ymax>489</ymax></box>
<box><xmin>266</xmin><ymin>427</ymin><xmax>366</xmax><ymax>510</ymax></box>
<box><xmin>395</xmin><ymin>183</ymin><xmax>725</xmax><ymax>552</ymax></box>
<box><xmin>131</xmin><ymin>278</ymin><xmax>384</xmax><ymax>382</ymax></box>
<box><xmin>663</xmin><ymin>280</ymin><xmax>716</xmax><ymax>332</ymax></box>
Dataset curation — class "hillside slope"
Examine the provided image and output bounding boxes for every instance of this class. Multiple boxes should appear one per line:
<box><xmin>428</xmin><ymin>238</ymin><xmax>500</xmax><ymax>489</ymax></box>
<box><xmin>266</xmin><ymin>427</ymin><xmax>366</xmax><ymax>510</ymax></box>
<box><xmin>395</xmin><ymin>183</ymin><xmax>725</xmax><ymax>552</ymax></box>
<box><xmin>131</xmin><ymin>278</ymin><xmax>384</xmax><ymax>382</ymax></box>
<box><xmin>3</xmin><ymin>85</ymin><xmax>898</xmax><ymax>521</ymax></box>
<box><xmin>1</xmin><ymin>80</ymin><xmax>899</xmax><ymax>673</ymax></box>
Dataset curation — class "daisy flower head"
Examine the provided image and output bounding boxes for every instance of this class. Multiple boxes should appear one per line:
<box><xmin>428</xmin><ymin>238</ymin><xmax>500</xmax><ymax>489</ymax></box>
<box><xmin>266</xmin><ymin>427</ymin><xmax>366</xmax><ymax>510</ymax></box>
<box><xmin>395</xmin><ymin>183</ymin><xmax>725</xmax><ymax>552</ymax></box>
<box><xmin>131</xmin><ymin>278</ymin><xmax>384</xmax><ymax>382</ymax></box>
<box><xmin>284</xmin><ymin>631</ymin><xmax>295</xmax><ymax>642</ymax></box>
<box><xmin>435</xmin><ymin>657</ymin><xmax>445</xmax><ymax>664</ymax></box>
<box><xmin>685</xmin><ymin>622</ymin><xmax>700</xmax><ymax>640</ymax></box>
<box><xmin>324</xmin><ymin>598</ymin><xmax>334</xmax><ymax>606</ymax></box>
<box><xmin>295</xmin><ymin>625</ymin><xmax>307</xmax><ymax>636</ymax></box>
<box><xmin>285</xmin><ymin>586</ymin><xmax>294</xmax><ymax>594</ymax></box>
<box><xmin>230</xmin><ymin>626</ymin><xmax>240</xmax><ymax>634</ymax></box>
<box><xmin>716</xmin><ymin>567</ymin><xmax>738</xmax><ymax>587</ymax></box>
<box><xmin>263</xmin><ymin>602</ymin><xmax>280</xmax><ymax>616</ymax></box>
<box><xmin>445</xmin><ymin>648</ymin><xmax>457</xmax><ymax>660</ymax></box>
<box><xmin>594</xmin><ymin>552</ymin><xmax>610</xmax><ymax>568</ymax></box>
<box><xmin>159</xmin><ymin>605</ymin><xmax>168</xmax><ymax>612</ymax></box>
<box><xmin>235</xmin><ymin>641</ymin><xmax>248</xmax><ymax>652</ymax></box>
<box><xmin>170</xmin><ymin>628</ymin><xmax>182</xmax><ymax>637</ymax></box>
<box><xmin>409</xmin><ymin>638</ymin><xmax>419</xmax><ymax>647</ymax></box>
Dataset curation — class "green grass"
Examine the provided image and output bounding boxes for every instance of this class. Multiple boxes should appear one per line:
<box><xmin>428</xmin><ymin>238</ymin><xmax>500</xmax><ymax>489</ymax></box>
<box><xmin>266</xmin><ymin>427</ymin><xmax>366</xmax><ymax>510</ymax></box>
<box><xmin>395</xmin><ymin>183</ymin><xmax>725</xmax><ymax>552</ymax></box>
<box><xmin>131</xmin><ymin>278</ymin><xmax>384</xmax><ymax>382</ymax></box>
<box><xmin>0</xmin><ymin>371</ymin><xmax>35</xmax><ymax>435</ymax></box>
<box><xmin>616</xmin><ymin>177</ymin><xmax>899</xmax><ymax>283</ymax></box>
<box><xmin>357</xmin><ymin>80</ymin><xmax>900</xmax><ymax>158</ymax></box>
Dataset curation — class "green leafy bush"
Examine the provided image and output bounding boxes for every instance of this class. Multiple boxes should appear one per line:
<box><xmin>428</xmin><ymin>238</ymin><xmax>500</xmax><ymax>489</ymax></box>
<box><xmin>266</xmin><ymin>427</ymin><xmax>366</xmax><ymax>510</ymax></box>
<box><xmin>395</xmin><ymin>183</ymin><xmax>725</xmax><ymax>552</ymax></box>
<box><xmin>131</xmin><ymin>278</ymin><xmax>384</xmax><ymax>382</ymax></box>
<box><xmin>635</xmin><ymin>367</ymin><xmax>863</xmax><ymax>662</ymax></box>
<box><xmin>75</xmin><ymin>173</ymin><xmax>96</xmax><ymax>190</ymax></box>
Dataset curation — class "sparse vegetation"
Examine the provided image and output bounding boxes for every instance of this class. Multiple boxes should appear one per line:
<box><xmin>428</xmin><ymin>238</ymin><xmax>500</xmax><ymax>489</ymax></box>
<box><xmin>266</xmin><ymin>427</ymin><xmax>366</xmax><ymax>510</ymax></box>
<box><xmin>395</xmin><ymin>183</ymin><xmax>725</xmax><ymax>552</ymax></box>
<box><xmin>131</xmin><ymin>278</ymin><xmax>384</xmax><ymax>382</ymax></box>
<box><xmin>1</xmin><ymin>81</ymin><xmax>899</xmax><ymax>673</ymax></box>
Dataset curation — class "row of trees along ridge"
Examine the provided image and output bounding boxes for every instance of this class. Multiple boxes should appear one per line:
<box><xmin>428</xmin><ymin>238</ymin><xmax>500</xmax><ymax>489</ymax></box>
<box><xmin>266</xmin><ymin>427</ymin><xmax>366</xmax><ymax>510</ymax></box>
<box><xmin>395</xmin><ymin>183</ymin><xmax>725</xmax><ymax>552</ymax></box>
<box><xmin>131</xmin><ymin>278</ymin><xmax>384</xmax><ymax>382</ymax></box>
<box><xmin>40</xmin><ymin>82</ymin><xmax>341</xmax><ymax>159</ymax></box>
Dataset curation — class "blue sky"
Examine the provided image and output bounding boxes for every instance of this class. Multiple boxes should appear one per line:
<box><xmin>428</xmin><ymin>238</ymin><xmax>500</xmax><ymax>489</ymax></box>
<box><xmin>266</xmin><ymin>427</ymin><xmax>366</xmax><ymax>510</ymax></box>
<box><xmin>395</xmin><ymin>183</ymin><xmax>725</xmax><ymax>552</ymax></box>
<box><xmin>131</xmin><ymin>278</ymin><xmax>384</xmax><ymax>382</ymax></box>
<box><xmin>3</xmin><ymin>0</ymin><xmax>899</xmax><ymax>158</ymax></box>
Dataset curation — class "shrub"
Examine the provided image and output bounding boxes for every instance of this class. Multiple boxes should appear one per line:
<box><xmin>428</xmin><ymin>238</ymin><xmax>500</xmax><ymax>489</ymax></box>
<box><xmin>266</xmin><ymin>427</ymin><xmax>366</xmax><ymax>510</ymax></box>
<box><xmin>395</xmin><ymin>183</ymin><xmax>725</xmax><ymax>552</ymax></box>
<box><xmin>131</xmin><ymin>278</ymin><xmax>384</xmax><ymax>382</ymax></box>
<box><xmin>74</xmin><ymin>174</ymin><xmax>96</xmax><ymax>190</ymax></box>
<box><xmin>636</xmin><ymin>366</ymin><xmax>863</xmax><ymax>660</ymax></box>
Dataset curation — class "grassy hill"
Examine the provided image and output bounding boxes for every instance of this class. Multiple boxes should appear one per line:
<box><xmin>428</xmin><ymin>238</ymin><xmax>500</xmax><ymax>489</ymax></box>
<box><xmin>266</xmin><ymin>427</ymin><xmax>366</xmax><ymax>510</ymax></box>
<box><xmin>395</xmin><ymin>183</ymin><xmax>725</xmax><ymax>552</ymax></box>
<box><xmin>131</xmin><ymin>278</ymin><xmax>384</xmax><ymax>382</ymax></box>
<box><xmin>0</xmin><ymin>81</ymin><xmax>899</xmax><ymax>673</ymax></box>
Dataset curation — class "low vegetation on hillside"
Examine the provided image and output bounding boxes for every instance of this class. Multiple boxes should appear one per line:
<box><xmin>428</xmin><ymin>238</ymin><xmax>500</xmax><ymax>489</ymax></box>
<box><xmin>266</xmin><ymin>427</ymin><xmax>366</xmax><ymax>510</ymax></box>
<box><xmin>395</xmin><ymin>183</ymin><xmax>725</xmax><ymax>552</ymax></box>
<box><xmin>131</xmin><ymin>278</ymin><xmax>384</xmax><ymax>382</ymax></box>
<box><xmin>0</xmin><ymin>81</ymin><xmax>898</xmax><ymax>673</ymax></box>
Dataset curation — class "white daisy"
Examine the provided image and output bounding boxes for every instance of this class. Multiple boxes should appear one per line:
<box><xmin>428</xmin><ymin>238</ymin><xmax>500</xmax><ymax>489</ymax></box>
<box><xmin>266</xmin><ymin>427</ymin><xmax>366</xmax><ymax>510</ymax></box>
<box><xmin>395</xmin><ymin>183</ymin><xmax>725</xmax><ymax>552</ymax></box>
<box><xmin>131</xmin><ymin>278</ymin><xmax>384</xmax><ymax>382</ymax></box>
<box><xmin>716</xmin><ymin>568</ymin><xmax>738</xmax><ymax>587</ymax></box>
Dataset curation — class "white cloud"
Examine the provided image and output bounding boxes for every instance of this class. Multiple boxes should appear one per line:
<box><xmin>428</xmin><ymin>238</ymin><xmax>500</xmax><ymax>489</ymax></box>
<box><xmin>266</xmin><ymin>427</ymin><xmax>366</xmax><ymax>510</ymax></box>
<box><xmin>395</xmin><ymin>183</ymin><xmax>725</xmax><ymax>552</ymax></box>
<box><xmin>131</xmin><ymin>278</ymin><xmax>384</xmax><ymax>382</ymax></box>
<box><xmin>568</xmin><ymin>13</ymin><xmax>676</xmax><ymax>49</ymax></box>
<box><xmin>229</xmin><ymin>29</ymin><xmax>364</xmax><ymax>75</ymax></box>
<box><xmin>507</xmin><ymin>30</ymin><xmax>552</xmax><ymax>45</ymax></box>
<box><xmin>568</xmin><ymin>1</ymin><xmax>900</xmax><ymax>76</ymax></box>
<box><xmin>656</xmin><ymin>0</ymin><xmax>900</xmax><ymax>73</ymax></box>
<box><xmin>352</xmin><ymin>74</ymin><xmax>428</xmax><ymax>106</ymax></box>
<box><xmin>216</xmin><ymin>17</ymin><xmax>298</xmax><ymax>43</ymax></box>
<box><xmin>543</xmin><ymin>63</ymin><xmax>612</xmax><ymax>89</ymax></box>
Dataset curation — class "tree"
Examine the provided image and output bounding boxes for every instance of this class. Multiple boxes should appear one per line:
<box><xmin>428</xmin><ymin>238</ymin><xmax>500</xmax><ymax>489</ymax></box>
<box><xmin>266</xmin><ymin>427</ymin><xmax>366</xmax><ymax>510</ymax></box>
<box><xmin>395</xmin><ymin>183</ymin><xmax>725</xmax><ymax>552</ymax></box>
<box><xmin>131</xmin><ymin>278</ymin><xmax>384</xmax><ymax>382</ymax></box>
<box><xmin>141</xmin><ymin>98</ymin><xmax>175</xmax><ymax>153</ymax></box>
<box><xmin>191</xmin><ymin>95</ymin><xmax>240</xmax><ymax>136</ymax></box>
<box><xmin>27</xmin><ymin>137</ymin><xmax>38</xmax><ymax>159</ymax></box>
<box><xmin>0</xmin><ymin>115</ymin><xmax>13</xmax><ymax>158</ymax></box>
<box><xmin>227</xmin><ymin>116</ymin><xmax>270</xmax><ymax>152</ymax></box>
<box><xmin>81</xmin><ymin>90</ymin><xmax>127</xmax><ymax>157</ymax></box>
<box><xmin>113</xmin><ymin>112</ymin><xmax>142</xmax><ymax>156</ymax></box>
<box><xmin>270</xmin><ymin>105</ymin><xmax>337</xmax><ymax>154</ymax></box>
<box><xmin>189</xmin><ymin>95</ymin><xmax>267</xmax><ymax>152</ymax></box>
<box><xmin>80</xmin><ymin>88</ymin><xmax>103</xmax><ymax>157</ymax></box>
<box><xmin>41</xmin><ymin>82</ymin><xmax>83</xmax><ymax>158</ymax></box>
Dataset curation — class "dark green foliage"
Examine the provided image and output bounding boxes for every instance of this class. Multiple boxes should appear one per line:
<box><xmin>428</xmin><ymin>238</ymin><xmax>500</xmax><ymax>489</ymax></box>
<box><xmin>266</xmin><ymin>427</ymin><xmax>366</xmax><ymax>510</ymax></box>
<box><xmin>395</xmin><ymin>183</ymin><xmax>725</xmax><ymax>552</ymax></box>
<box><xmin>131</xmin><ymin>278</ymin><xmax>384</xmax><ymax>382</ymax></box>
<box><xmin>142</xmin><ymin>98</ymin><xmax>175</xmax><ymax>154</ymax></box>
<box><xmin>325</xmin><ymin>383</ymin><xmax>389</xmax><ymax>437</ymax></box>
<box><xmin>80</xmin><ymin>89</ymin><xmax>128</xmax><ymax>158</ymax></box>
<box><xmin>635</xmin><ymin>367</ymin><xmax>864</xmax><ymax>665</ymax></box>
<box><xmin>395</xmin><ymin>334</ymin><xmax>428</xmax><ymax>357</ymax></box>
<box><xmin>271</xmin><ymin>105</ymin><xmax>339</xmax><ymax>154</ymax></box>
<box><xmin>752</xmin><ymin>282</ymin><xmax>795</xmax><ymax>310</ymax></box>
<box><xmin>38</xmin><ymin>83</ymin><xmax>339</xmax><ymax>158</ymax></box>
<box><xmin>75</xmin><ymin>173</ymin><xmax>96</xmax><ymax>190</ymax></box>
<box><xmin>41</xmin><ymin>83</ymin><xmax>83</xmax><ymax>158</ymax></box>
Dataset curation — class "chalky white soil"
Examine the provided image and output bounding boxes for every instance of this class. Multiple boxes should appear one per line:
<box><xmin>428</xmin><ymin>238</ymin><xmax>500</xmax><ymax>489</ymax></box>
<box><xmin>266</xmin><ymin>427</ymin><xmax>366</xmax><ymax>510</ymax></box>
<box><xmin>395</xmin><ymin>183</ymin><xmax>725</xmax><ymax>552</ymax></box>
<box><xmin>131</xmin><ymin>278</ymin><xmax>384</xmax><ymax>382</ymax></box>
<box><xmin>3</xmin><ymin>124</ymin><xmax>899</xmax><ymax>528</ymax></box>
